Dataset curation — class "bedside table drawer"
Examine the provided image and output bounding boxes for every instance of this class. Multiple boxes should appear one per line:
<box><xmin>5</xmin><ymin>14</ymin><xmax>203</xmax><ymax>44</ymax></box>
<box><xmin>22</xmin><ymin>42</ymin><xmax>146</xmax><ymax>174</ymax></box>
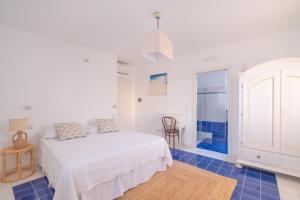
<box><xmin>242</xmin><ymin>148</ymin><xmax>279</xmax><ymax>166</ymax></box>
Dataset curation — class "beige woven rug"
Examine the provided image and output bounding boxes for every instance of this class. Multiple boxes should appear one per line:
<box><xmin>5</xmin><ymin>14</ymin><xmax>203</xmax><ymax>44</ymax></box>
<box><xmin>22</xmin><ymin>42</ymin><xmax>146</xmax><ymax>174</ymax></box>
<box><xmin>117</xmin><ymin>161</ymin><xmax>237</xmax><ymax>200</ymax></box>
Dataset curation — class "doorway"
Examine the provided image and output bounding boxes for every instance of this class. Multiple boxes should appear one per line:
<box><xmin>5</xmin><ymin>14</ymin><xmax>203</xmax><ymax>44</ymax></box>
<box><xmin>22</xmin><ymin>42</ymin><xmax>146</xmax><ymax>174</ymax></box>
<box><xmin>196</xmin><ymin>70</ymin><xmax>228</xmax><ymax>154</ymax></box>
<box><xmin>117</xmin><ymin>73</ymin><xmax>133</xmax><ymax>130</ymax></box>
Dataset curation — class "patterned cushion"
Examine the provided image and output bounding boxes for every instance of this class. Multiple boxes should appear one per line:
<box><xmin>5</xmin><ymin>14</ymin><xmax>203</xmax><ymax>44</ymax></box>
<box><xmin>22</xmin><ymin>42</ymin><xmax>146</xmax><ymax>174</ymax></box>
<box><xmin>95</xmin><ymin>119</ymin><xmax>118</xmax><ymax>133</ymax></box>
<box><xmin>54</xmin><ymin>122</ymin><xmax>88</xmax><ymax>140</ymax></box>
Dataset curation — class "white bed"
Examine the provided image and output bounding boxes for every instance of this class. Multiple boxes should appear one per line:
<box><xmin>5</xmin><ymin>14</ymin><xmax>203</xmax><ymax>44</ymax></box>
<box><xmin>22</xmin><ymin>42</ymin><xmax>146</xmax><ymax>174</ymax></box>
<box><xmin>39</xmin><ymin>131</ymin><xmax>173</xmax><ymax>200</ymax></box>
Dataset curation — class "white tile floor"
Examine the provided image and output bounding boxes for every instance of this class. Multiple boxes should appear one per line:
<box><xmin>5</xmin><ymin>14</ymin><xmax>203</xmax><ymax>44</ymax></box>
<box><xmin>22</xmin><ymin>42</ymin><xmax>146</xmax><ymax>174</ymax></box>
<box><xmin>179</xmin><ymin>146</ymin><xmax>228</xmax><ymax>160</ymax></box>
<box><xmin>277</xmin><ymin>173</ymin><xmax>300</xmax><ymax>200</ymax></box>
<box><xmin>1</xmin><ymin>165</ymin><xmax>300</xmax><ymax>200</ymax></box>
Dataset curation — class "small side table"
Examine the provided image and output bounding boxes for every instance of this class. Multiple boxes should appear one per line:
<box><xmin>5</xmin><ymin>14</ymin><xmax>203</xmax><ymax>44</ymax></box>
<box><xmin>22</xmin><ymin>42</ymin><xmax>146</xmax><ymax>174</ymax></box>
<box><xmin>1</xmin><ymin>144</ymin><xmax>35</xmax><ymax>183</ymax></box>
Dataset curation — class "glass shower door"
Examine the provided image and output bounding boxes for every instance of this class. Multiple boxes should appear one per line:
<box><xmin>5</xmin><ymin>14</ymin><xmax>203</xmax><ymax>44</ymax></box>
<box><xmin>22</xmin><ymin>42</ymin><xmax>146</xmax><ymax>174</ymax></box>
<box><xmin>196</xmin><ymin>70</ymin><xmax>228</xmax><ymax>154</ymax></box>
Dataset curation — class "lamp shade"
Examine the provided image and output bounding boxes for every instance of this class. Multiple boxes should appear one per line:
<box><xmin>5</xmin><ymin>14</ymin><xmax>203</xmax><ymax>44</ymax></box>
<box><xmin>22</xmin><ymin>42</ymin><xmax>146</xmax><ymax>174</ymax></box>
<box><xmin>141</xmin><ymin>30</ymin><xmax>173</xmax><ymax>63</ymax></box>
<box><xmin>9</xmin><ymin>118</ymin><xmax>28</xmax><ymax>132</ymax></box>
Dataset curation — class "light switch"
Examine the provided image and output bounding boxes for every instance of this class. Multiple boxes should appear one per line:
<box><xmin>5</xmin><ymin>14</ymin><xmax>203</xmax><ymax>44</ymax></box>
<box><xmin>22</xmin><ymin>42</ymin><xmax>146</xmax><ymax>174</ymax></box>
<box><xmin>24</xmin><ymin>105</ymin><xmax>32</xmax><ymax>110</ymax></box>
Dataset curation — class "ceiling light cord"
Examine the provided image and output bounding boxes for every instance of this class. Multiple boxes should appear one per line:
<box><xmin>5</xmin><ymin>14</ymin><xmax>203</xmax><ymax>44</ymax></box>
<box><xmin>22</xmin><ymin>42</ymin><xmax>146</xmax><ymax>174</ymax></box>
<box><xmin>156</xmin><ymin>16</ymin><xmax>160</xmax><ymax>30</ymax></box>
<box><xmin>154</xmin><ymin>11</ymin><xmax>161</xmax><ymax>30</ymax></box>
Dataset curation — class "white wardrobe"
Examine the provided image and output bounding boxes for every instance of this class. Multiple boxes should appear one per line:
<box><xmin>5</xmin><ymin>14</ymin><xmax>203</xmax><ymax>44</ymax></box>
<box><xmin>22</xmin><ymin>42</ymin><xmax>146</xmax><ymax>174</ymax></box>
<box><xmin>238</xmin><ymin>58</ymin><xmax>300</xmax><ymax>177</ymax></box>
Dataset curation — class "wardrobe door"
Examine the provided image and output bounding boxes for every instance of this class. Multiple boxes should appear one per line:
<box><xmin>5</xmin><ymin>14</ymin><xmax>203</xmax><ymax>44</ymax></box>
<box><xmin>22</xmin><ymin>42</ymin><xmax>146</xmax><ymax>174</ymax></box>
<box><xmin>242</xmin><ymin>71</ymin><xmax>280</xmax><ymax>152</ymax></box>
<box><xmin>281</xmin><ymin>69</ymin><xmax>300</xmax><ymax>157</ymax></box>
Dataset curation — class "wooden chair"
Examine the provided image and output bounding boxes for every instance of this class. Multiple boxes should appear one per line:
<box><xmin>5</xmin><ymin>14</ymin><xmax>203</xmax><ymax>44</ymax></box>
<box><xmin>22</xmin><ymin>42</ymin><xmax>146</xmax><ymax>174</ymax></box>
<box><xmin>162</xmin><ymin>116</ymin><xmax>179</xmax><ymax>149</ymax></box>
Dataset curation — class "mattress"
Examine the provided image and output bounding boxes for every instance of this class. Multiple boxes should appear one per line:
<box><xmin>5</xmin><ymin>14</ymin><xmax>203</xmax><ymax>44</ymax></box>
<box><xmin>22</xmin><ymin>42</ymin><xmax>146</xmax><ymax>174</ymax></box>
<box><xmin>39</xmin><ymin>131</ymin><xmax>173</xmax><ymax>200</ymax></box>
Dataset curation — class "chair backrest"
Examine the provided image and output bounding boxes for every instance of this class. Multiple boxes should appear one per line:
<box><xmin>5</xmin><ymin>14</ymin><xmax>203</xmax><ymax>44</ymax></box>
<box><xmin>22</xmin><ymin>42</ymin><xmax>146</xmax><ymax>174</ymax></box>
<box><xmin>162</xmin><ymin>116</ymin><xmax>177</xmax><ymax>132</ymax></box>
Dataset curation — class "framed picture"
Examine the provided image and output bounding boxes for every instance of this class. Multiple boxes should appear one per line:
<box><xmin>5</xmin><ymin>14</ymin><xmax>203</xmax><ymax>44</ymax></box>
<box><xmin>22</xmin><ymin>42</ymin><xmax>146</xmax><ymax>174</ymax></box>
<box><xmin>149</xmin><ymin>73</ymin><xmax>168</xmax><ymax>96</ymax></box>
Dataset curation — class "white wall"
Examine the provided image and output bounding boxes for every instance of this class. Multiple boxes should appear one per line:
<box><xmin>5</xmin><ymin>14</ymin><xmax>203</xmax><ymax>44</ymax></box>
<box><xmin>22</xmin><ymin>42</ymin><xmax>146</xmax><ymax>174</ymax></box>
<box><xmin>0</xmin><ymin>25</ymin><xmax>117</xmax><ymax>152</ymax></box>
<box><xmin>197</xmin><ymin>70</ymin><xmax>226</xmax><ymax>92</ymax></box>
<box><xmin>133</xmin><ymin>27</ymin><xmax>300</xmax><ymax>162</ymax></box>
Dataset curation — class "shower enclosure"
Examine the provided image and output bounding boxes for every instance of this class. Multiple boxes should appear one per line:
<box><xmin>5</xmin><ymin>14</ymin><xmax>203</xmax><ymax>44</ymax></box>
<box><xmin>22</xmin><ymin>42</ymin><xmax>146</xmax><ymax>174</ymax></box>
<box><xmin>196</xmin><ymin>70</ymin><xmax>228</xmax><ymax>154</ymax></box>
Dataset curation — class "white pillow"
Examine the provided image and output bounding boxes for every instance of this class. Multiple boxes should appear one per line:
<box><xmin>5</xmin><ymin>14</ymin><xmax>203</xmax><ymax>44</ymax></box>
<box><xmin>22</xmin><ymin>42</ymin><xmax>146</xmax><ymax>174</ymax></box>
<box><xmin>54</xmin><ymin>122</ymin><xmax>88</xmax><ymax>140</ymax></box>
<box><xmin>95</xmin><ymin>118</ymin><xmax>118</xmax><ymax>133</ymax></box>
<box><xmin>39</xmin><ymin>127</ymin><xmax>58</xmax><ymax>139</ymax></box>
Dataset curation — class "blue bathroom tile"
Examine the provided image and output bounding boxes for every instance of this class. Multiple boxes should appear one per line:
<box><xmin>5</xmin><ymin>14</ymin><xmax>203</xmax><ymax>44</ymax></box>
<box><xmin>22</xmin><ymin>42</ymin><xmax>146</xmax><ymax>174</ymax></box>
<box><xmin>202</xmin><ymin>156</ymin><xmax>214</xmax><ymax>162</ymax></box>
<box><xmin>171</xmin><ymin>149</ymin><xmax>191</xmax><ymax>160</ymax></box>
<box><xmin>244</xmin><ymin>181</ymin><xmax>260</xmax><ymax>192</ymax></box>
<box><xmin>208</xmin><ymin>163</ymin><xmax>222</xmax><ymax>170</ymax></box>
<box><xmin>230</xmin><ymin>172</ymin><xmax>246</xmax><ymax>185</ymax></box>
<box><xmin>14</xmin><ymin>186</ymin><xmax>35</xmax><ymax>199</ymax></box>
<box><xmin>197</xmin><ymin>121</ymin><xmax>228</xmax><ymax>154</ymax></box>
<box><xmin>178</xmin><ymin>154</ymin><xmax>193</xmax><ymax>162</ymax></box>
<box><xmin>245</xmin><ymin>172</ymin><xmax>260</xmax><ymax>184</ymax></box>
<box><xmin>261</xmin><ymin>190</ymin><xmax>280</xmax><ymax>200</ymax></box>
<box><xmin>261</xmin><ymin>180</ymin><xmax>277</xmax><ymax>190</ymax></box>
<box><xmin>261</xmin><ymin>184</ymin><xmax>279</xmax><ymax>194</ymax></box>
<box><xmin>17</xmin><ymin>193</ymin><xmax>39</xmax><ymax>200</ymax></box>
<box><xmin>261</xmin><ymin>170</ymin><xmax>275</xmax><ymax>177</ymax></box>
<box><xmin>217</xmin><ymin>167</ymin><xmax>233</xmax><ymax>177</ymax></box>
<box><xmin>246</xmin><ymin>170</ymin><xmax>260</xmax><ymax>177</ymax></box>
<box><xmin>222</xmin><ymin>161</ymin><xmax>235</xmax><ymax>168</ymax></box>
<box><xmin>240</xmin><ymin>192</ymin><xmax>260</xmax><ymax>200</ymax></box>
<box><xmin>206</xmin><ymin>165</ymin><xmax>219</xmax><ymax>172</ymax></box>
<box><xmin>13</xmin><ymin>182</ymin><xmax>32</xmax><ymax>192</ymax></box>
<box><xmin>231</xmin><ymin>167</ymin><xmax>246</xmax><ymax>177</ymax></box>
<box><xmin>31</xmin><ymin>177</ymin><xmax>48</xmax><ymax>186</ymax></box>
<box><xmin>261</xmin><ymin>173</ymin><xmax>276</xmax><ymax>183</ymax></box>
<box><xmin>39</xmin><ymin>193</ymin><xmax>55</xmax><ymax>200</ymax></box>
<box><xmin>196</xmin><ymin>161</ymin><xmax>209</xmax><ymax>169</ymax></box>
<box><xmin>210</xmin><ymin>159</ymin><xmax>223</xmax><ymax>166</ymax></box>
<box><xmin>230</xmin><ymin>190</ymin><xmax>241</xmax><ymax>200</ymax></box>
<box><xmin>236</xmin><ymin>178</ymin><xmax>245</xmax><ymax>186</ymax></box>
<box><xmin>247</xmin><ymin>167</ymin><xmax>260</xmax><ymax>174</ymax></box>
<box><xmin>178</xmin><ymin>151</ymin><xmax>190</xmax><ymax>157</ymax></box>
<box><xmin>197</xmin><ymin>137</ymin><xmax>228</xmax><ymax>154</ymax></box>
<box><xmin>242</xmin><ymin>182</ymin><xmax>261</xmax><ymax>196</ymax></box>
<box><xmin>35</xmin><ymin>187</ymin><xmax>54</xmax><ymax>197</ymax></box>
<box><xmin>33</xmin><ymin>182</ymin><xmax>49</xmax><ymax>191</ymax></box>
<box><xmin>234</xmin><ymin>184</ymin><xmax>243</xmax><ymax>193</ymax></box>
<box><xmin>185</xmin><ymin>155</ymin><xmax>203</xmax><ymax>166</ymax></box>
<box><xmin>245</xmin><ymin>177</ymin><xmax>260</xmax><ymax>185</ymax></box>
<box><xmin>171</xmin><ymin>154</ymin><xmax>179</xmax><ymax>160</ymax></box>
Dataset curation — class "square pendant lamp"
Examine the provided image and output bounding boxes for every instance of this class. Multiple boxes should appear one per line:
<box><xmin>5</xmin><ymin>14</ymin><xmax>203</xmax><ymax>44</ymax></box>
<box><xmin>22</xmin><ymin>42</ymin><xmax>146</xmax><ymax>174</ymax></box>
<box><xmin>141</xmin><ymin>12</ymin><xmax>173</xmax><ymax>63</ymax></box>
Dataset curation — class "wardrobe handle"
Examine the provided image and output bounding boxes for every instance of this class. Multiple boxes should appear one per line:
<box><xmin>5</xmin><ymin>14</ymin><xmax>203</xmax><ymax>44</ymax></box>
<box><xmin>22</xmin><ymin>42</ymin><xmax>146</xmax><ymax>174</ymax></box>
<box><xmin>256</xmin><ymin>155</ymin><xmax>261</xmax><ymax>159</ymax></box>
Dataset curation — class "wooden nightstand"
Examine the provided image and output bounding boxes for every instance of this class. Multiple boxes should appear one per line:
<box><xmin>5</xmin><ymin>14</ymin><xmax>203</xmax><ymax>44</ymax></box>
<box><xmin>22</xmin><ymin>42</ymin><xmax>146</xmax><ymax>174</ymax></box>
<box><xmin>1</xmin><ymin>144</ymin><xmax>35</xmax><ymax>183</ymax></box>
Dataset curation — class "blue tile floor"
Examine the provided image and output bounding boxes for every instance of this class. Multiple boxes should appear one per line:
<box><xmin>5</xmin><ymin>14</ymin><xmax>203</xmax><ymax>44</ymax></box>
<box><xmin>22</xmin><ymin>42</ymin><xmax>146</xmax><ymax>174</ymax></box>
<box><xmin>12</xmin><ymin>176</ymin><xmax>54</xmax><ymax>200</ymax></box>
<box><xmin>171</xmin><ymin>148</ymin><xmax>280</xmax><ymax>200</ymax></box>
<box><xmin>12</xmin><ymin>149</ymin><xmax>280</xmax><ymax>200</ymax></box>
<box><xmin>197</xmin><ymin>137</ymin><xmax>228</xmax><ymax>154</ymax></box>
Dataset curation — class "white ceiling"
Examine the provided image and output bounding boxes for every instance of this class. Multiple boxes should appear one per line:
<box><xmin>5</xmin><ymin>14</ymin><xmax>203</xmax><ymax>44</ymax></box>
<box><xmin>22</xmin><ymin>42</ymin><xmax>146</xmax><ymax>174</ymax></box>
<box><xmin>1</xmin><ymin>0</ymin><xmax>300</xmax><ymax>65</ymax></box>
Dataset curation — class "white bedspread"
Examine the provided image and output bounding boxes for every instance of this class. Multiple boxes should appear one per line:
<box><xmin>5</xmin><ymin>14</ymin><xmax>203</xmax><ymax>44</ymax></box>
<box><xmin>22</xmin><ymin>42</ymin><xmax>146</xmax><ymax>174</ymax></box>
<box><xmin>39</xmin><ymin>131</ymin><xmax>173</xmax><ymax>200</ymax></box>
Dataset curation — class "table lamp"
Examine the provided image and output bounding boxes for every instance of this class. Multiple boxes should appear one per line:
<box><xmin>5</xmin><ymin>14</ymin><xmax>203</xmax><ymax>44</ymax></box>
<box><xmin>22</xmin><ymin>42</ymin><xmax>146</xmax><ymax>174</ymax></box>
<box><xmin>9</xmin><ymin>118</ymin><xmax>28</xmax><ymax>149</ymax></box>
